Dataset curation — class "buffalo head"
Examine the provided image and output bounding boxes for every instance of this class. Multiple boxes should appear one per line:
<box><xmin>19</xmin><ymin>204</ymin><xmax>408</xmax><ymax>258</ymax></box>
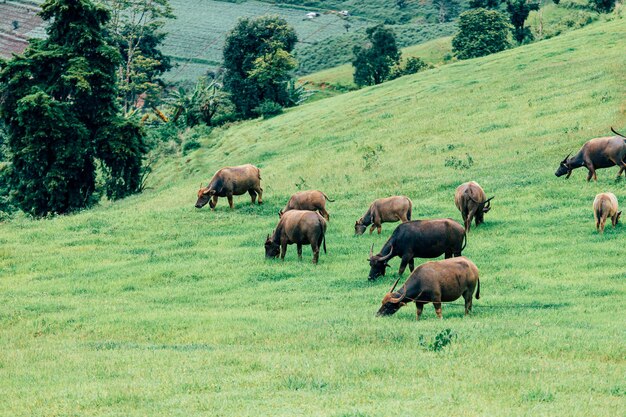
<box><xmin>195</xmin><ymin>183</ymin><xmax>216</xmax><ymax>208</ymax></box>
<box><xmin>376</xmin><ymin>277</ymin><xmax>406</xmax><ymax>316</ymax></box>
<box><xmin>555</xmin><ymin>154</ymin><xmax>572</xmax><ymax>178</ymax></box>
<box><xmin>264</xmin><ymin>234</ymin><xmax>280</xmax><ymax>259</ymax></box>
<box><xmin>475</xmin><ymin>196</ymin><xmax>494</xmax><ymax>225</ymax></box>
<box><xmin>354</xmin><ymin>219</ymin><xmax>367</xmax><ymax>235</ymax></box>
<box><xmin>368</xmin><ymin>244</ymin><xmax>393</xmax><ymax>280</ymax></box>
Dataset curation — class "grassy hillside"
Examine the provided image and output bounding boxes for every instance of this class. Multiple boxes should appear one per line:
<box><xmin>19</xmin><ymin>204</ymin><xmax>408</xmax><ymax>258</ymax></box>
<box><xmin>1</xmin><ymin>17</ymin><xmax>625</xmax><ymax>417</ymax></box>
<box><xmin>300</xmin><ymin>36</ymin><xmax>453</xmax><ymax>95</ymax></box>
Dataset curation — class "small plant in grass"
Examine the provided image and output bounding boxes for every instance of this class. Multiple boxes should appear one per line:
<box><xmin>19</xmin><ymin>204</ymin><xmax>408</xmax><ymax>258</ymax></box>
<box><xmin>445</xmin><ymin>153</ymin><xmax>474</xmax><ymax>170</ymax></box>
<box><xmin>419</xmin><ymin>328</ymin><xmax>457</xmax><ymax>352</ymax></box>
<box><xmin>361</xmin><ymin>144</ymin><xmax>385</xmax><ymax>171</ymax></box>
<box><xmin>295</xmin><ymin>177</ymin><xmax>308</xmax><ymax>190</ymax></box>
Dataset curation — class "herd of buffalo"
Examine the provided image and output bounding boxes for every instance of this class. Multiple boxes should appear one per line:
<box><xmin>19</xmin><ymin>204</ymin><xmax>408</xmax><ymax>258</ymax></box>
<box><xmin>195</xmin><ymin>129</ymin><xmax>625</xmax><ymax>320</ymax></box>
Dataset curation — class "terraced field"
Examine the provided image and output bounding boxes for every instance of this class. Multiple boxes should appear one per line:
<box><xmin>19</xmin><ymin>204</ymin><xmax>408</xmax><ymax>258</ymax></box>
<box><xmin>0</xmin><ymin>0</ymin><xmax>44</xmax><ymax>59</ymax></box>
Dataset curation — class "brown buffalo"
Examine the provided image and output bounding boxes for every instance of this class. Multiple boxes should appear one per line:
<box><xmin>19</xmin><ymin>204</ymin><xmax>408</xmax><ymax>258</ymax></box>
<box><xmin>376</xmin><ymin>257</ymin><xmax>480</xmax><ymax>320</ymax></box>
<box><xmin>265</xmin><ymin>210</ymin><xmax>327</xmax><ymax>264</ymax></box>
<box><xmin>355</xmin><ymin>196</ymin><xmax>412</xmax><ymax>235</ymax></box>
<box><xmin>593</xmin><ymin>192</ymin><xmax>621</xmax><ymax>233</ymax></box>
<box><xmin>555</xmin><ymin>128</ymin><xmax>626</xmax><ymax>181</ymax></box>
<box><xmin>368</xmin><ymin>218</ymin><xmax>466</xmax><ymax>281</ymax></box>
<box><xmin>279</xmin><ymin>190</ymin><xmax>334</xmax><ymax>220</ymax></box>
<box><xmin>195</xmin><ymin>164</ymin><xmax>263</xmax><ymax>209</ymax></box>
<box><xmin>454</xmin><ymin>181</ymin><xmax>494</xmax><ymax>233</ymax></box>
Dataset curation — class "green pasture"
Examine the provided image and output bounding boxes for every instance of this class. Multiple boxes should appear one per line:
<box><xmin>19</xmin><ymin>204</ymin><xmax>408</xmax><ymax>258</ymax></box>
<box><xmin>1</xmin><ymin>18</ymin><xmax>625</xmax><ymax>416</ymax></box>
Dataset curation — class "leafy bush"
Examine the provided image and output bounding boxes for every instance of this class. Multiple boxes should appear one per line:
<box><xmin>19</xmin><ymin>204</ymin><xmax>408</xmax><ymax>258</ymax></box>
<box><xmin>452</xmin><ymin>9</ymin><xmax>513</xmax><ymax>59</ymax></box>
<box><xmin>182</xmin><ymin>139</ymin><xmax>201</xmax><ymax>155</ymax></box>
<box><xmin>390</xmin><ymin>56</ymin><xmax>431</xmax><ymax>79</ymax></box>
<box><xmin>254</xmin><ymin>100</ymin><xmax>284</xmax><ymax>119</ymax></box>
<box><xmin>418</xmin><ymin>328</ymin><xmax>457</xmax><ymax>352</ymax></box>
<box><xmin>445</xmin><ymin>153</ymin><xmax>474</xmax><ymax>170</ymax></box>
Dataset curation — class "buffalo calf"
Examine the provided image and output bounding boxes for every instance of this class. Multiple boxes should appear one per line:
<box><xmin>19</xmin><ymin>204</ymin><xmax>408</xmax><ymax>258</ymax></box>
<box><xmin>279</xmin><ymin>190</ymin><xmax>334</xmax><ymax>220</ymax></box>
<box><xmin>454</xmin><ymin>181</ymin><xmax>493</xmax><ymax>233</ymax></box>
<box><xmin>355</xmin><ymin>196</ymin><xmax>412</xmax><ymax>235</ymax></box>
<box><xmin>593</xmin><ymin>192</ymin><xmax>621</xmax><ymax>233</ymax></box>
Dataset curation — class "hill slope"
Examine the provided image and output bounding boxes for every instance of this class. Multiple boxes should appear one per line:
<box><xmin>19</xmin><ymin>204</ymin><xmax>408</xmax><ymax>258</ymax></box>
<box><xmin>1</xmin><ymin>19</ymin><xmax>625</xmax><ymax>416</ymax></box>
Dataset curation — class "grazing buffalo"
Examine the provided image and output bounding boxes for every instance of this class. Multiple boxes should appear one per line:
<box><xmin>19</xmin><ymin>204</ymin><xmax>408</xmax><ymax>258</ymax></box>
<box><xmin>376</xmin><ymin>257</ymin><xmax>480</xmax><ymax>320</ymax></box>
<box><xmin>355</xmin><ymin>196</ymin><xmax>413</xmax><ymax>235</ymax></box>
<box><xmin>454</xmin><ymin>181</ymin><xmax>494</xmax><ymax>233</ymax></box>
<box><xmin>555</xmin><ymin>128</ymin><xmax>626</xmax><ymax>181</ymax></box>
<box><xmin>279</xmin><ymin>190</ymin><xmax>334</xmax><ymax>220</ymax></box>
<box><xmin>368</xmin><ymin>219</ymin><xmax>466</xmax><ymax>281</ymax></box>
<box><xmin>195</xmin><ymin>164</ymin><xmax>263</xmax><ymax>209</ymax></box>
<box><xmin>265</xmin><ymin>210</ymin><xmax>327</xmax><ymax>264</ymax></box>
<box><xmin>593</xmin><ymin>192</ymin><xmax>621</xmax><ymax>233</ymax></box>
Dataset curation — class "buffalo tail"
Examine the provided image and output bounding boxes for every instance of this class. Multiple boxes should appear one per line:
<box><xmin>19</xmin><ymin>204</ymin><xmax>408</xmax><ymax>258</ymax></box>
<box><xmin>323</xmin><ymin>192</ymin><xmax>335</xmax><ymax>202</ymax></box>
<box><xmin>475</xmin><ymin>278</ymin><xmax>480</xmax><ymax>299</ymax></box>
<box><xmin>407</xmin><ymin>199</ymin><xmax>413</xmax><ymax>221</ymax></box>
<box><xmin>461</xmin><ymin>232</ymin><xmax>468</xmax><ymax>252</ymax></box>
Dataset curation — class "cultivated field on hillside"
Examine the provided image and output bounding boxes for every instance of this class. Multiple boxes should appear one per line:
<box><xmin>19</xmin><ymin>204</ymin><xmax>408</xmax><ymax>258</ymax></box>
<box><xmin>0</xmin><ymin>18</ymin><xmax>625</xmax><ymax>416</ymax></box>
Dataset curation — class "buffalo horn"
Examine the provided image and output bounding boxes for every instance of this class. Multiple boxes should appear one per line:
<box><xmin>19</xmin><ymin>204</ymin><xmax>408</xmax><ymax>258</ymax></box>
<box><xmin>369</xmin><ymin>243</ymin><xmax>374</xmax><ymax>258</ymax></box>
<box><xmin>483</xmin><ymin>196</ymin><xmax>494</xmax><ymax>212</ymax></box>
<box><xmin>388</xmin><ymin>276</ymin><xmax>401</xmax><ymax>294</ymax></box>
<box><xmin>611</xmin><ymin>127</ymin><xmax>625</xmax><ymax>138</ymax></box>
<box><xmin>379</xmin><ymin>245</ymin><xmax>394</xmax><ymax>261</ymax></box>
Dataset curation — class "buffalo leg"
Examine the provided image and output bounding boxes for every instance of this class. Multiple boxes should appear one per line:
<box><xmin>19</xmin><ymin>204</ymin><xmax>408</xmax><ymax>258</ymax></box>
<box><xmin>398</xmin><ymin>257</ymin><xmax>410</xmax><ymax>275</ymax></box>
<box><xmin>415</xmin><ymin>303</ymin><xmax>425</xmax><ymax>321</ymax></box>
<box><xmin>444</xmin><ymin>251</ymin><xmax>452</xmax><ymax>259</ymax></box>
<box><xmin>369</xmin><ymin>225</ymin><xmax>376</xmax><ymax>234</ymax></box>
<box><xmin>433</xmin><ymin>302</ymin><xmax>443</xmax><ymax>319</ymax></box>
<box><xmin>248</xmin><ymin>190</ymin><xmax>257</xmax><ymax>205</ymax></box>
<box><xmin>319</xmin><ymin>208</ymin><xmax>330</xmax><ymax>221</ymax></box>
<box><xmin>227</xmin><ymin>194</ymin><xmax>234</xmax><ymax>209</ymax></box>
<box><xmin>377</xmin><ymin>225</ymin><xmax>382</xmax><ymax>234</ymax></box>
<box><xmin>464</xmin><ymin>292</ymin><xmax>473</xmax><ymax>315</ymax></box>
<box><xmin>280</xmin><ymin>239</ymin><xmax>288</xmax><ymax>261</ymax></box>
<box><xmin>255</xmin><ymin>187</ymin><xmax>263</xmax><ymax>205</ymax></box>
<box><xmin>408</xmin><ymin>259</ymin><xmax>415</xmax><ymax>272</ymax></box>
<box><xmin>297</xmin><ymin>244</ymin><xmax>303</xmax><ymax>260</ymax></box>
<box><xmin>209</xmin><ymin>196</ymin><xmax>218</xmax><ymax>209</ymax></box>
<box><xmin>311</xmin><ymin>242</ymin><xmax>320</xmax><ymax>264</ymax></box>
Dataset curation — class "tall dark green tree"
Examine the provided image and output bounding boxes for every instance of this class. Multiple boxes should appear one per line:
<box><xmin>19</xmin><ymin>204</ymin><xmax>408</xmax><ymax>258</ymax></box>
<box><xmin>352</xmin><ymin>25</ymin><xmax>401</xmax><ymax>87</ymax></box>
<box><xmin>0</xmin><ymin>0</ymin><xmax>146</xmax><ymax>216</ymax></box>
<box><xmin>222</xmin><ymin>15</ymin><xmax>298</xmax><ymax>118</ymax></box>
<box><xmin>452</xmin><ymin>8</ymin><xmax>513</xmax><ymax>59</ymax></box>
<box><xmin>507</xmin><ymin>0</ymin><xmax>540</xmax><ymax>43</ymax></box>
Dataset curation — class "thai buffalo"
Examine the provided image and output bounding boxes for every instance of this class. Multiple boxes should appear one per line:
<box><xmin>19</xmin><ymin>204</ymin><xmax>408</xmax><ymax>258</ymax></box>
<box><xmin>555</xmin><ymin>128</ymin><xmax>626</xmax><ymax>181</ymax></box>
<box><xmin>279</xmin><ymin>190</ymin><xmax>334</xmax><ymax>220</ymax></box>
<box><xmin>195</xmin><ymin>164</ymin><xmax>263</xmax><ymax>209</ymax></box>
<box><xmin>355</xmin><ymin>196</ymin><xmax>412</xmax><ymax>235</ymax></box>
<box><xmin>593</xmin><ymin>192</ymin><xmax>621</xmax><ymax>233</ymax></box>
<box><xmin>376</xmin><ymin>257</ymin><xmax>480</xmax><ymax>320</ymax></box>
<box><xmin>265</xmin><ymin>210</ymin><xmax>327</xmax><ymax>264</ymax></box>
<box><xmin>454</xmin><ymin>181</ymin><xmax>494</xmax><ymax>233</ymax></box>
<box><xmin>368</xmin><ymin>219</ymin><xmax>466</xmax><ymax>281</ymax></box>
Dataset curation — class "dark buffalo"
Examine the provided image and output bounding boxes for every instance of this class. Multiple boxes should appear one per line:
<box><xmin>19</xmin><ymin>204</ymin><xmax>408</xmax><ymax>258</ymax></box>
<box><xmin>279</xmin><ymin>190</ymin><xmax>334</xmax><ymax>220</ymax></box>
<box><xmin>265</xmin><ymin>210</ymin><xmax>327</xmax><ymax>264</ymax></box>
<box><xmin>355</xmin><ymin>196</ymin><xmax>412</xmax><ymax>235</ymax></box>
<box><xmin>195</xmin><ymin>164</ymin><xmax>263</xmax><ymax>209</ymax></box>
<box><xmin>454</xmin><ymin>181</ymin><xmax>494</xmax><ymax>233</ymax></box>
<box><xmin>555</xmin><ymin>128</ymin><xmax>626</xmax><ymax>181</ymax></box>
<box><xmin>376</xmin><ymin>257</ymin><xmax>480</xmax><ymax>320</ymax></box>
<box><xmin>368</xmin><ymin>219</ymin><xmax>466</xmax><ymax>281</ymax></box>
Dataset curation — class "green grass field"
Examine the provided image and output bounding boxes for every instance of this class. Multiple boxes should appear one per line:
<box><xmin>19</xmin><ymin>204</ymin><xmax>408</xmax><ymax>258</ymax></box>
<box><xmin>300</xmin><ymin>36</ymin><xmax>453</xmax><ymax>94</ymax></box>
<box><xmin>1</xmin><ymin>17</ymin><xmax>625</xmax><ymax>416</ymax></box>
